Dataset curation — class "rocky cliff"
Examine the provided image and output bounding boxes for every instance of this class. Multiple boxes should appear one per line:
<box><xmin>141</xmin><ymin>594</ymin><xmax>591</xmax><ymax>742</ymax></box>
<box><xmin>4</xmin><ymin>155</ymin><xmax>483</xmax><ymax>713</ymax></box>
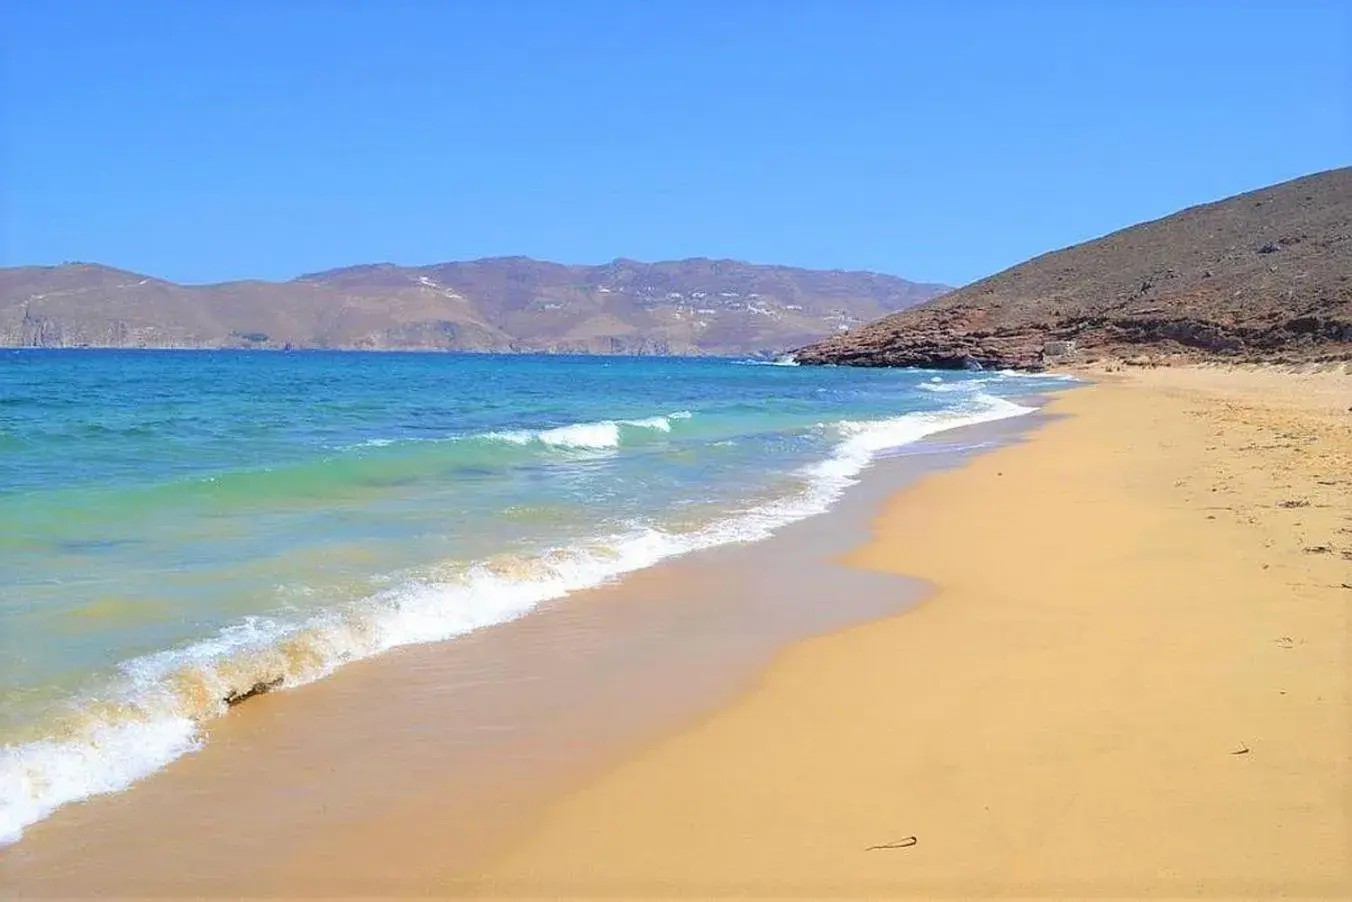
<box><xmin>796</xmin><ymin>168</ymin><xmax>1352</xmax><ymax>370</ymax></box>
<box><xmin>0</xmin><ymin>257</ymin><xmax>946</xmax><ymax>356</ymax></box>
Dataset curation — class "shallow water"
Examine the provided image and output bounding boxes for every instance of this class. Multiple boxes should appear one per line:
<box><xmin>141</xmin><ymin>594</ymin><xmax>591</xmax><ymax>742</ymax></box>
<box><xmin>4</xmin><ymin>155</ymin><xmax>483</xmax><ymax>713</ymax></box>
<box><xmin>0</xmin><ymin>349</ymin><xmax>1074</xmax><ymax>843</ymax></box>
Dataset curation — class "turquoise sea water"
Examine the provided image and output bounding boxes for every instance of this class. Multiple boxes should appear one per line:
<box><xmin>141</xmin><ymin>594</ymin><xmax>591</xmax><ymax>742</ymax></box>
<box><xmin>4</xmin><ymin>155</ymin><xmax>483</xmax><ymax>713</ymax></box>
<box><xmin>0</xmin><ymin>350</ymin><xmax>1073</xmax><ymax>842</ymax></box>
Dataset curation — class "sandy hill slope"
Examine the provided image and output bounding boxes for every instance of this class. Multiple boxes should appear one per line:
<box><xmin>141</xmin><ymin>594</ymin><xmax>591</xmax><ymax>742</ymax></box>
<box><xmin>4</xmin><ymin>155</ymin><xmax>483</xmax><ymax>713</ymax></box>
<box><xmin>0</xmin><ymin>257</ymin><xmax>946</xmax><ymax>356</ymax></box>
<box><xmin>796</xmin><ymin>168</ymin><xmax>1352</xmax><ymax>369</ymax></box>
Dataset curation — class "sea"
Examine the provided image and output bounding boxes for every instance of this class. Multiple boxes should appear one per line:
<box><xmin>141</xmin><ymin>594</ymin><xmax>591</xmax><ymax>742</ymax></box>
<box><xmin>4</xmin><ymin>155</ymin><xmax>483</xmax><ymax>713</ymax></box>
<box><xmin>0</xmin><ymin>350</ymin><xmax>1074</xmax><ymax>844</ymax></box>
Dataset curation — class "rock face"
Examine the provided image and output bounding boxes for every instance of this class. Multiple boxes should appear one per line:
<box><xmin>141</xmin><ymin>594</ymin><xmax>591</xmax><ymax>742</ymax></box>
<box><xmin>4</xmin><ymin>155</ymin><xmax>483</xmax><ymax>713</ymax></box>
<box><xmin>796</xmin><ymin>168</ymin><xmax>1352</xmax><ymax>370</ymax></box>
<box><xmin>0</xmin><ymin>257</ymin><xmax>946</xmax><ymax>356</ymax></box>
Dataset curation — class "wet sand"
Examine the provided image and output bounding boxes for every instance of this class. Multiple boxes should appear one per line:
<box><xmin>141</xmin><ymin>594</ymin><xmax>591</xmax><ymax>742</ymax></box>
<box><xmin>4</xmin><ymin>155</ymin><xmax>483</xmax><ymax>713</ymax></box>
<box><xmin>459</xmin><ymin>365</ymin><xmax>1351</xmax><ymax>899</ymax></box>
<box><xmin>0</xmin><ymin>408</ymin><xmax>1043</xmax><ymax>896</ymax></box>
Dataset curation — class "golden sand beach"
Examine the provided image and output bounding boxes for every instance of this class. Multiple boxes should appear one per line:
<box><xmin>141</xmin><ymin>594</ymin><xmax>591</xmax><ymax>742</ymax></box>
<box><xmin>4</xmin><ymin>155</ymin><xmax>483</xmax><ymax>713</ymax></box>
<box><xmin>457</xmin><ymin>366</ymin><xmax>1351</xmax><ymax>899</ymax></box>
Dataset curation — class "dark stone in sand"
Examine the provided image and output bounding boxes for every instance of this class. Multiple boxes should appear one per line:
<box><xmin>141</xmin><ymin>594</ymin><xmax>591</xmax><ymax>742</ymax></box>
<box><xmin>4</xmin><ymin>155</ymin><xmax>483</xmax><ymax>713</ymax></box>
<box><xmin>224</xmin><ymin>676</ymin><xmax>284</xmax><ymax>707</ymax></box>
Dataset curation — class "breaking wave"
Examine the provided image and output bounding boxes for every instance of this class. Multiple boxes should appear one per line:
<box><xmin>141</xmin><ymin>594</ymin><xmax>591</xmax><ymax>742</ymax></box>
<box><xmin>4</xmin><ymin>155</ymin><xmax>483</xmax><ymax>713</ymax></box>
<box><xmin>489</xmin><ymin>411</ymin><xmax>692</xmax><ymax>450</ymax></box>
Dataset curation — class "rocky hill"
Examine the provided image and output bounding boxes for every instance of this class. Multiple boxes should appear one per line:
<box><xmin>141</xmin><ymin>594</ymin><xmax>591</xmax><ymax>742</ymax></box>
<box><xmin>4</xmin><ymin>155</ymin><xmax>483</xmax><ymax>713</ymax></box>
<box><xmin>0</xmin><ymin>257</ymin><xmax>946</xmax><ymax>356</ymax></box>
<box><xmin>796</xmin><ymin>168</ymin><xmax>1352</xmax><ymax>370</ymax></box>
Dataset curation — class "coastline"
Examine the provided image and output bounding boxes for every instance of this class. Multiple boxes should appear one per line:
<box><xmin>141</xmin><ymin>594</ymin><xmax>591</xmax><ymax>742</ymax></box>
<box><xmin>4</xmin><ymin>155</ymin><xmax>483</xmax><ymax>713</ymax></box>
<box><xmin>0</xmin><ymin>356</ymin><xmax>1049</xmax><ymax>854</ymax></box>
<box><xmin>5</xmin><ymin>364</ymin><xmax>1346</xmax><ymax>898</ymax></box>
<box><xmin>460</xmin><ymin>365</ymin><xmax>1351</xmax><ymax>898</ymax></box>
<box><xmin>0</xmin><ymin>396</ymin><xmax>1049</xmax><ymax>895</ymax></box>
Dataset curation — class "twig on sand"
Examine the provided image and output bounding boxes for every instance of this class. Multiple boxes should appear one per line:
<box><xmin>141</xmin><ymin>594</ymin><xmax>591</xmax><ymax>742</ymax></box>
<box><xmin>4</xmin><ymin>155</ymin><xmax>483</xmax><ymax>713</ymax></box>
<box><xmin>1231</xmin><ymin>744</ymin><xmax>1251</xmax><ymax>755</ymax></box>
<box><xmin>866</xmin><ymin>836</ymin><xmax>918</xmax><ymax>851</ymax></box>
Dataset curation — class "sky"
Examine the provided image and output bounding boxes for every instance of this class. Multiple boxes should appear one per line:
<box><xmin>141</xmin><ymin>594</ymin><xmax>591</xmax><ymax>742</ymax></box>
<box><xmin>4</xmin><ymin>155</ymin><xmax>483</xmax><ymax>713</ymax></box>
<box><xmin>1</xmin><ymin>1</ymin><xmax>1347</xmax><ymax>287</ymax></box>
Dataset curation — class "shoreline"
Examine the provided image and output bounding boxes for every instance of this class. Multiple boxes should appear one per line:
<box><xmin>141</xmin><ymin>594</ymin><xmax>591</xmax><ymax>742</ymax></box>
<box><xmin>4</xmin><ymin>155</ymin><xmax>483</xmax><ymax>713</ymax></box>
<box><xmin>460</xmin><ymin>365</ymin><xmax>1351</xmax><ymax>898</ymax></box>
<box><xmin>7</xmin><ymin>364</ymin><xmax>1345</xmax><ymax>897</ymax></box>
<box><xmin>0</xmin><ymin>366</ymin><xmax>1044</xmax><ymax>852</ymax></box>
<box><xmin>0</xmin><ymin>396</ymin><xmax>1052</xmax><ymax>895</ymax></box>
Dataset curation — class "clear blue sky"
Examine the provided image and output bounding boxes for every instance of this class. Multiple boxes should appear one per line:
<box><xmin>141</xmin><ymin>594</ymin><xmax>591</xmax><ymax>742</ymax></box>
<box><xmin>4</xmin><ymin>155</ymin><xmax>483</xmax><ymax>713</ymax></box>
<box><xmin>2</xmin><ymin>1</ymin><xmax>1347</xmax><ymax>287</ymax></box>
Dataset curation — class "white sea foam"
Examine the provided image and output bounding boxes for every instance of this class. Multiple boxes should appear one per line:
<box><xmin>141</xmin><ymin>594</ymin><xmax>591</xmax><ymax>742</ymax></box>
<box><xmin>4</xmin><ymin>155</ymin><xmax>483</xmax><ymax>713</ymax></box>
<box><xmin>623</xmin><ymin>415</ymin><xmax>673</xmax><ymax>432</ymax></box>
<box><xmin>538</xmin><ymin>421</ymin><xmax>622</xmax><ymax>448</ymax></box>
<box><xmin>342</xmin><ymin>411</ymin><xmax>697</xmax><ymax>453</ymax></box>
<box><xmin>492</xmin><ymin>412</ymin><xmax>690</xmax><ymax>450</ymax></box>
<box><xmin>733</xmin><ymin>356</ymin><xmax>799</xmax><ymax>366</ymax></box>
<box><xmin>918</xmin><ymin>370</ymin><xmax>1075</xmax><ymax>394</ymax></box>
<box><xmin>341</xmin><ymin>410</ymin><xmax>706</xmax><ymax>454</ymax></box>
<box><xmin>0</xmin><ymin>393</ymin><xmax>1034</xmax><ymax>845</ymax></box>
<box><xmin>0</xmin><ymin>712</ymin><xmax>201</xmax><ymax>846</ymax></box>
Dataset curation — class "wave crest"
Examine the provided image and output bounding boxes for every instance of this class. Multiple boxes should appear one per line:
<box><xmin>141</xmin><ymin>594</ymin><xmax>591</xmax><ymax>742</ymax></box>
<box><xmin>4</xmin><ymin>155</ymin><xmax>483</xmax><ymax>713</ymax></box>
<box><xmin>491</xmin><ymin>411</ymin><xmax>691</xmax><ymax>450</ymax></box>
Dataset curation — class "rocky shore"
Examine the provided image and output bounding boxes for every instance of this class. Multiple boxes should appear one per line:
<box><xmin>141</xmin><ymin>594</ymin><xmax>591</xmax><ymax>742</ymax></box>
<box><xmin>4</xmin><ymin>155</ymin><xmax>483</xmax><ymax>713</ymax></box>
<box><xmin>797</xmin><ymin>168</ymin><xmax>1352</xmax><ymax>370</ymax></box>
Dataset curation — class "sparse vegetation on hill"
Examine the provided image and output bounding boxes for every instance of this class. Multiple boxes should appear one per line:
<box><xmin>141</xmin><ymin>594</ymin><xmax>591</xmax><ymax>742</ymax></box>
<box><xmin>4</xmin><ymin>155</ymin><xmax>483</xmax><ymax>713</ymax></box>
<box><xmin>797</xmin><ymin>168</ymin><xmax>1352</xmax><ymax>369</ymax></box>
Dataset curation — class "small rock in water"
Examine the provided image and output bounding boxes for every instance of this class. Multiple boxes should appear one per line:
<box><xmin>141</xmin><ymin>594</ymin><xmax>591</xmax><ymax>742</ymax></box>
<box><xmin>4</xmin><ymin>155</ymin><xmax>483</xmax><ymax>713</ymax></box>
<box><xmin>224</xmin><ymin>676</ymin><xmax>284</xmax><ymax>707</ymax></box>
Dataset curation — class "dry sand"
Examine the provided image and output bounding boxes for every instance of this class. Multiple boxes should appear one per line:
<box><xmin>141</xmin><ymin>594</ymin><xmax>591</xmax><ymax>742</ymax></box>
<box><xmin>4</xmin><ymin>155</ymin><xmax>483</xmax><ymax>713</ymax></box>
<box><xmin>460</xmin><ymin>366</ymin><xmax>1351</xmax><ymax>899</ymax></box>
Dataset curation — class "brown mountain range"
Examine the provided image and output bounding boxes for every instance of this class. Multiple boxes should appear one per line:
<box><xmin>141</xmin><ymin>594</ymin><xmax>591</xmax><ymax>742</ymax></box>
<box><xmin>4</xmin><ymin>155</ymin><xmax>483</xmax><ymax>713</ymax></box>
<box><xmin>796</xmin><ymin>168</ymin><xmax>1352</xmax><ymax>370</ymax></box>
<box><xmin>0</xmin><ymin>257</ymin><xmax>946</xmax><ymax>356</ymax></box>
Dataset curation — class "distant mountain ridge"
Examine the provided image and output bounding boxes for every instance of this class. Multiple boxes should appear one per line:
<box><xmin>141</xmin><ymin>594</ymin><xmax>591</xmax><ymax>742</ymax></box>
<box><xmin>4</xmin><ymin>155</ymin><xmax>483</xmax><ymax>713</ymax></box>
<box><xmin>797</xmin><ymin>168</ymin><xmax>1352</xmax><ymax>369</ymax></box>
<box><xmin>0</xmin><ymin>257</ymin><xmax>947</xmax><ymax>356</ymax></box>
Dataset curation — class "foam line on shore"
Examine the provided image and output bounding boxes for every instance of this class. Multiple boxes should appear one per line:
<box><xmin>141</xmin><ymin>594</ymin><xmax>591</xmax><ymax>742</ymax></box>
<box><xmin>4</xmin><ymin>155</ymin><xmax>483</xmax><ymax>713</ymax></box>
<box><xmin>0</xmin><ymin>393</ymin><xmax>1034</xmax><ymax>845</ymax></box>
